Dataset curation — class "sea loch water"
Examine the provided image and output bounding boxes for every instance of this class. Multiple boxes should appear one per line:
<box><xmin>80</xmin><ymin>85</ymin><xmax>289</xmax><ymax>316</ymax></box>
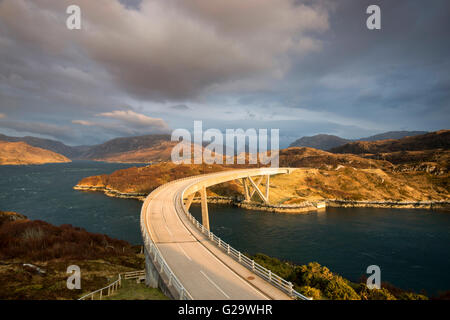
<box><xmin>0</xmin><ymin>161</ymin><xmax>449</xmax><ymax>296</ymax></box>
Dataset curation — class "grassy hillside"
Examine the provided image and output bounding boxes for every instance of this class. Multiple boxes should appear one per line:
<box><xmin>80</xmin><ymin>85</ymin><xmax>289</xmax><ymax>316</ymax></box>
<box><xmin>74</xmin><ymin>149</ymin><xmax>449</xmax><ymax>205</ymax></box>
<box><xmin>0</xmin><ymin>211</ymin><xmax>160</xmax><ymax>300</ymax></box>
<box><xmin>0</xmin><ymin>141</ymin><xmax>71</xmax><ymax>165</ymax></box>
<box><xmin>250</xmin><ymin>253</ymin><xmax>432</xmax><ymax>300</ymax></box>
<box><xmin>331</xmin><ymin>130</ymin><xmax>449</xmax><ymax>154</ymax></box>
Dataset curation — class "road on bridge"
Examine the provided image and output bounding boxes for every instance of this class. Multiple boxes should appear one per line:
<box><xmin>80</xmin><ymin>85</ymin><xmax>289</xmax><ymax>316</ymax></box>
<box><xmin>142</xmin><ymin>169</ymin><xmax>294</xmax><ymax>300</ymax></box>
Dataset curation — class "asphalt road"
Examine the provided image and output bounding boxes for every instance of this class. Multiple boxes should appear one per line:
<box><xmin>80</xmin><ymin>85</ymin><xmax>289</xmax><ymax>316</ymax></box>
<box><xmin>142</xmin><ymin>169</ymin><xmax>294</xmax><ymax>300</ymax></box>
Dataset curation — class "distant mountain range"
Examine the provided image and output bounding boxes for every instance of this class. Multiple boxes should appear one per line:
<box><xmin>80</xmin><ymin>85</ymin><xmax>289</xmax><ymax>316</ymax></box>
<box><xmin>0</xmin><ymin>133</ymin><xmax>84</xmax><ymax>158</ymax></box>
<box><xmin>1</xmin><ymin>130</ymin><xmax>446</xmax><ymax>165</ymax></box>
<box><xmin>289</xmin><ymin>131</ymin><xmax>428</xmax><ymax>150</ymax></box>
<box><xmin>78</xmin><ymin>134</ymin><xmax>172</xmax><ymax>161</ymax></box>
<box><xmin>330</xmin><ymin>130</ymin><xmax>450</xmax><ymax>154</ymax></box>
<box><xmin>0</xmin><ymin>133</ymin><xmax>172</xmax><ymax>162</ymax></box>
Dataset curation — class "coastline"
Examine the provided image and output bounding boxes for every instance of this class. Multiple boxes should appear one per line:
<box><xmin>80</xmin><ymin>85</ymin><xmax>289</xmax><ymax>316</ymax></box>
<box><xmin>73</xmin><ymin>184</ymin><xmax>450</xmax><ymax>212</ymax></box>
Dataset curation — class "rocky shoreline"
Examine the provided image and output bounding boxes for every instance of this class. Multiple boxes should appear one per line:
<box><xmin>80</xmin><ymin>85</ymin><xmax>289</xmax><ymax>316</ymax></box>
<box><xmin>327</xmin><ymin>199</ymin><xmax>450</xmax><ymax>210</ymax></box>
<box><xmin>74</xmin><ymin>183</ymin><xmax>450</xmax><ymax>213</ymax></box>
<box><xmin>73</xmin><ymin>185</ymin><xmax>147</xmax><ymax>201</ymax></box>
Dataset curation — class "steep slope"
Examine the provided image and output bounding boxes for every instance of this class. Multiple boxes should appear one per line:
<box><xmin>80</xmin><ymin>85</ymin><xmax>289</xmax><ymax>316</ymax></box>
<box><xmin>0</xmin><ymin>211</ymin><xmax>146</xmax><ymax>300</ymax></box>
<box><xmin>81</xmin><ymin>134</ymin><xmax>172</xmax><ymax>161</ymax></box>
<box><xmin>95</xmin><ymin>140</ymin><xmax>178</xmax><ymax>163</ymax></box>
<box><xmin>330</xmin><ymin>130</ymin><xmax>449</xmax><ymax>154</ymax></box>
<box><xmin>0</xmin><ymin>134</ymin><xmax>79</xmax><ymax>158</ymax></box>
<box><xmin>279</xmin><ymin>147</ymin><xmax>392</xmax><ymax>170</ymax></box>
<box><xmin>360</xmin><ymin>131</ymin><xmax>428</xmax><ymax>141</ymax></box>
<box><xmin>288</xmin><ymin>131</ymin><xmax>429</xmax><ymax>151</ymax></box>
<box><xmin>289</xmin><ymin>134</ymin><xmax>350</xmax><ymax>150</ymax></box>
<box><xmin>74</xmin><ymin>147</ymin><xmax>449</xmax><ymax>206</ymax></box>
<box><xmin>0</xmin><ymin>141</ymin><xmax>71</xmax><ymax>165</ymax></box>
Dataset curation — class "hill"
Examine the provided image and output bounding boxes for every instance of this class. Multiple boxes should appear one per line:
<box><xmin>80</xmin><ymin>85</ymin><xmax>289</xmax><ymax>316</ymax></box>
<box><xmin>289</xmin><ymin>131</ymin><xmax>428</xmax><ymax>150</ymax></box>
<box><xmin>74</xmin><ymin>146</ymin><xmax>449</xmax><ymax>206</ymax></box>
<box><xmin>83</xmin><ymin>135</ymin><xmax>174</xmax><ymax>162</ymax></box>
<box><xmin>0</xmin><ymin>141</ymin><xmax>71</xmax><ymax>165</ymax></box>
<box><xmin>0</xmin><ymin>210</ymin><xmax>149</xmax><ymax>300</ymax></box>
<box><xmin>0</xmin><ymin>133</ymin><xmax>174</xmax><ymax>162</ymax></box>
<box><xmin>330</xmin><ymin>130</ymin><xmax>450</xmax><ymax>154</ymax></box>
<box><xmin>289</xmin><ymin>134</ymin><xmax>350</xmax><ymax>150</ymax></box>
<box><xmin>0</xmin><ymin>134</ymin><xmax>80</xmax><ymax>158</ymax></box>
<box><xmin>360</xmin><ymin>131</ymin><xmax>428</xmax><ymax>142</ymax></box>
<box><xmin>329</xmin><ymin>130</ymin><xmax>450</xmax><ymax>175</ymax></box>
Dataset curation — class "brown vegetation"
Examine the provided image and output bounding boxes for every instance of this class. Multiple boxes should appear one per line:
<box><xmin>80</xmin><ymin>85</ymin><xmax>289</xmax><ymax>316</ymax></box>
<box><xmin>330</xmin><ymin>130</ymin><xmax>450</xmax><ymax>154</ymax></box>
<box><xmin>0</xmin><ymin>211</ymin><xmax>144</xmax><ymax>300</ymax></box>
<box><xmin>0</xmin><ymin>141</ymin><xmax>71</xmax><ymax>165</ymax></box>
<box><xmin>252</xmin><ymin>253</ymin><xmax>428</xmax><ymax>300</ymax></box>
<box><xmin>74</xmin><ymin>147</ymin><xmax>449</xmax><ymax>205</ymax></box>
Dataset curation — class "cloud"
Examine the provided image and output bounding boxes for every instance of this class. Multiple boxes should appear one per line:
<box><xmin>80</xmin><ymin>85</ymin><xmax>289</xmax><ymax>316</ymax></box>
<box><xmin>0</xmin><ymin>113</ymin><xmax>5</xmax><ymax>119</ymax></box>
<box><xmin>71</xmin><ymin>120</ymin><xmax>95</xmax><ymax>126</ymax></box>
<box><xmin>96</xmin><ymin>110</ymin><xmax>168</xmax><ymax>129</ymax></box>
<box><xmin>170</xmin><ymin>104</ymin><xmax>190</xmax><ymax>111</ymax></box>
<box><xmin>72</xmin><ymin>110</ymin><xmax>170</xmax><ymax>140</ymax></box>
<box><xmin>0</xmin><ymin>119</ymin><xmax>75</xmax><ymax>141</ymax></box>
<box><xmin>0</xmin><ymin>0</ymin><xmax>329</xmax><ymax>101</ymax></box>
<box><xmin>0</xmin><ymin>0</ymin><xmax>448</xmax><ymax>146</ymax></box>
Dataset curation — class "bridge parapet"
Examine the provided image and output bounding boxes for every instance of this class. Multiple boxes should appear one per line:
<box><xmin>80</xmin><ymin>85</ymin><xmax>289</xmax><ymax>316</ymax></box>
<box><xmin>177</xmin><ymin>190</ymin><xmax>310</xmax><ymax>300</ymax></box>
<box><xmin>140</xmin><ymin>182</ymin><xmax>193</xmax><ymax>300</ymax></box>
<box><xmin>140</xmin><ymin>168</ymin><xmax>311</xmax><ymax>300</ymax></box>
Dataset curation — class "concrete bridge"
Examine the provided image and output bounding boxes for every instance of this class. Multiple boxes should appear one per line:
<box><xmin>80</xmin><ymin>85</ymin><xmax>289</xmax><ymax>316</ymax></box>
<box><xmin>140</xmin><ymin>167</ymin><xmax>310</xmax><ymax>300</ymax></box>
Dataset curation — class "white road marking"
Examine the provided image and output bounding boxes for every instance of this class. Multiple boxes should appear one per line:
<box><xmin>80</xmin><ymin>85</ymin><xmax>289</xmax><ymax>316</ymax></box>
<box><xmin>164</xmin><ymin>225</ymin><xmax>173</xmax><ymax>237</ymax></box>
<box><xmin>172</xmin><ymin>185</ymin><xmax>270</xmax><ymax>300</ymax></box>
<box><xmin>196</xmin><ymin>241</ymin><xmax>269</xmax><ymax>300</ymax></box>
<box><xmin>200</xmin><ymin>270</ymin><xmax>230</xmax><ymax>299</ymax></box>
<box><xmin>177</xmin><ymin>243</ymin><xmax>192</xmax><ymax>261</ymax></box>
<box><xmin>145</xmin><ymin>176</ymin><xmax>277</xmax><ymax>300</ymax></box>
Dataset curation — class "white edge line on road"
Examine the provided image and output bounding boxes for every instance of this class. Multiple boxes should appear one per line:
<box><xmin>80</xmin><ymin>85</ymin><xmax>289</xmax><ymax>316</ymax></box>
<box><xmin>196</xmin><ymin>240</ymin><xmax>269</xmax><ymax>300</ymax></box>
<box><xmin>173</xmin><ymin>186</ymin><xmax>269</xmax><ymax>300</ymax></box>
<box><xmin>200</xmin><ymin>270</ymin><xmax>230</xmax><ymax>299</ymax></box>
<box><xmin>148</xmin><ymin>173</ymin><xmax>278</xmax><ymax>300</ymax></box>
<box><xmin>164</xmin><ymin>225</ymin><xmax>173</xmax><ymax>237</ymax></box>
<box><xmin>177</xmin><ymin>243</ymin><xmax>192</xmax><ymax>261</ymax></box>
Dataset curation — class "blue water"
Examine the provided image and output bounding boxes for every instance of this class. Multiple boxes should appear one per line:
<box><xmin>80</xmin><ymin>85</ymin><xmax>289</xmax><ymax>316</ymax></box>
<box><xmin>190</xmin><ymin>204</ymin><xmax>450</xmax><ymax>296</ymax></box>
<box><xmin>0</xmin><ymin>161</ymin><xmax>145</xmax><ymax>244</ymax></box>
<box><xmin>1</xmin><ymin>161</ymin><xmax>449</xmax><ymax>296</ymax></box>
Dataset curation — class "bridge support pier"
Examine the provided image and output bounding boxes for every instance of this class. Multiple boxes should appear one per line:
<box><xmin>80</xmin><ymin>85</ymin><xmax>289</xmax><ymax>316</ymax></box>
<box><xmin>144</xmin><ymin>247</ymin><xmax>176</xmax><ymax>299</ymax></box>
<box><xmin>184</xmin><ymin>193</ymin><xmax>196</xmax><ymax>211</ymax></box>
<box><xmin>144</xmin><ymin>247</ymin><xmax>159</xmax><ymax>288</ymax></box>
<box><xmin>200</xmin><ymin>186</ymin><xmax>210</xmax><ymax>230</ymax></box>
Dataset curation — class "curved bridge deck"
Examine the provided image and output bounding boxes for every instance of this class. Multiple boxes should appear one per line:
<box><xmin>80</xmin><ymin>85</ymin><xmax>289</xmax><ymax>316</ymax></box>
<box><xmin>141</xmin><ymin>168</ymin><xmax>304</xmax><ymax>300</ymax></box>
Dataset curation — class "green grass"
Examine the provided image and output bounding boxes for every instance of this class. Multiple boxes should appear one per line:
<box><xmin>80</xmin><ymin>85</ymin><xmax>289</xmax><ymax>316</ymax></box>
<box><xmin>104</xmin><ymin>279</ymin><xmax>169</xmax><ymax>300</ymax></box>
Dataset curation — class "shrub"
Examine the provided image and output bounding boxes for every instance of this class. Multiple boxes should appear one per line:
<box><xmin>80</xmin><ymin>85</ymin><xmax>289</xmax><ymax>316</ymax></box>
<box><xmin>298</xmin><ymin>286</ymin><xmax>322</xmax><ymax>300</ymax></box>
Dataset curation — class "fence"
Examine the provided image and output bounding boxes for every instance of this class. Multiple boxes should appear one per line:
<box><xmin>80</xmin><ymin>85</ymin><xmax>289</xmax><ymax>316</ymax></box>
<box><xmin>78</xmin><ymin>270</ymin><xmax>150</xmax><ymax>300</ymax></box>
<box><xmin>139</xmin><ymin>171</ymin><xmax>311</xmax><ymax>300</ymax></box>
<box><xmin>78</xmin><ymin>274</ymin><xmax>122</xmax><ymax>300</ymax></box>
<box><xmin>140</xmin><ymin>181</ymin><xmax>194</xmax><ymax>300</ymax></box>
<box><xmin>178</xmin><ymin>179</ymin><xmax>312</xmax><ymax>300</ymax></box>
<box><xmin>123</xmin><ymin>270</ymin><xmax>145</xmax><ymax>281</ymax></box>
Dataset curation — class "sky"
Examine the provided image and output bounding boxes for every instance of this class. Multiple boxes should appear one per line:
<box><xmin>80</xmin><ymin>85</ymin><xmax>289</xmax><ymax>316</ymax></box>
<box><xmin>0</xmin><ymin>0</ymin><xmax>449</xmax><ymax>147</ymax></box>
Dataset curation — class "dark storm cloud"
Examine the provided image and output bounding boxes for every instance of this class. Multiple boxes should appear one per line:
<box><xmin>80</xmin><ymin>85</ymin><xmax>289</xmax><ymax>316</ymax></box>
<box><xmin>170</xmin><ymin>105</ymin><xmax>190</xmax><ymax>111</ymax></box>
<box><xmin>0</xmin><ymin>0</ymin><xmax>448</xmax><ymax>145</ymax></box>
<box><xmin>273</xmin><ymin>0</ymin><xmax>450</xmax><ymax>131</ymax></box>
